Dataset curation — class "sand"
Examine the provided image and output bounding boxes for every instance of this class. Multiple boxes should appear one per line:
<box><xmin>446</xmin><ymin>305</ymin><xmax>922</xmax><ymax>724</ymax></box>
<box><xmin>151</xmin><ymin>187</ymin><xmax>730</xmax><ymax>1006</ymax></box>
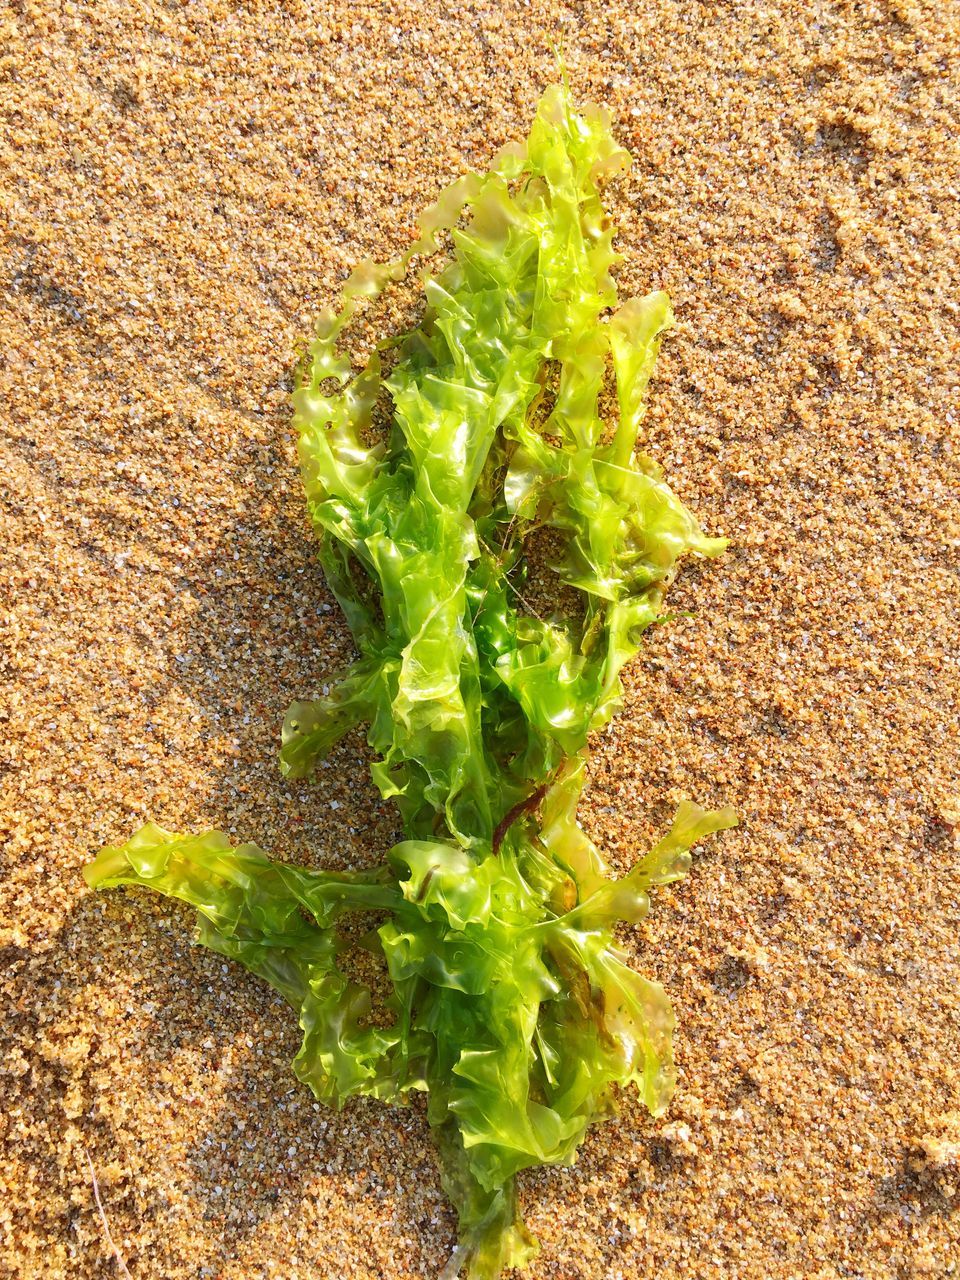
<box><xmin>2</xmin><ymin>2</ymin><xmax>959</xmax><ymax>1277</ymax></box>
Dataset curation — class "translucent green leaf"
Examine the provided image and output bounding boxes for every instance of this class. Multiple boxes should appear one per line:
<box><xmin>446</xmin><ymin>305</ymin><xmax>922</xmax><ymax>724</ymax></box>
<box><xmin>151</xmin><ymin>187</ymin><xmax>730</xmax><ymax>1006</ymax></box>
<box><xmin>85</xmin><ymin>81</ymin><xmax>736</xmax><ymax>1280</ymax></box>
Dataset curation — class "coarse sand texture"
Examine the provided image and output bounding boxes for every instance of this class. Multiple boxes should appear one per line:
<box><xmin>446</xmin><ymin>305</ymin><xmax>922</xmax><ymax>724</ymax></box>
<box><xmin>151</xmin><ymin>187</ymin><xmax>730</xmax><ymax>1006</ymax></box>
<box><xmin>2</xmin><ymin>4</ymin><xmax>959</xmax><ymax>1280</ymax></box>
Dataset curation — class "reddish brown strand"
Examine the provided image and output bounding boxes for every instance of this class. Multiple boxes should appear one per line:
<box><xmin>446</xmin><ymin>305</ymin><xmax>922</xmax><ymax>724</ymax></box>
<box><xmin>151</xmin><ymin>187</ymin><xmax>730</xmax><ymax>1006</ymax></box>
<box><xmin>492</xmin><ymin>783</ymin><xmax>550</xmax><ymax>855</ymax></box>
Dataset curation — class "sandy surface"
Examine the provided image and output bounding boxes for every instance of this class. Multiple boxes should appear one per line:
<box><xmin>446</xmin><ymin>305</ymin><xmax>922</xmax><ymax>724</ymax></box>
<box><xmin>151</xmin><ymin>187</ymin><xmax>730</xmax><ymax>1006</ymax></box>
<box><xmin>3</xmin><ymin>2</ymin><xmax>960</xmax><ymax>1278</ymax></box>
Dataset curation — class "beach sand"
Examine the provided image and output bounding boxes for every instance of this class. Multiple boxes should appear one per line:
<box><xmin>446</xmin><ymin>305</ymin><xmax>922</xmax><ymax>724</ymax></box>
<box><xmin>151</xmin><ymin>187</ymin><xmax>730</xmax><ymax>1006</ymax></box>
<box><xmin>2</xmin><ymin>2</ymin><xmax>959</xmax><ymax>1277</ymax></box>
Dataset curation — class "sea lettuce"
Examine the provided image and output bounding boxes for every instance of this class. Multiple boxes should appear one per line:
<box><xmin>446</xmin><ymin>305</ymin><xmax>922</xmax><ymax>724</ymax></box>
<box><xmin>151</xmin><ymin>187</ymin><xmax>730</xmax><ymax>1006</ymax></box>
<box><xmin>85</xmin><ymin>82</ymin><xmax>735</xmax><ymax>1279</ymax></box>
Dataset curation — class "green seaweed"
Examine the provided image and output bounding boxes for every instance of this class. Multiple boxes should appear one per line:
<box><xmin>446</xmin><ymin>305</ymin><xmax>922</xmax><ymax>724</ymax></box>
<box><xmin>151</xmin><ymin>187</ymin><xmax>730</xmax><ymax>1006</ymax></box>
<box><xmin>85</xmin><ymin>82</ymin><xmax>735</xmax><ymax>1279</ymax></box>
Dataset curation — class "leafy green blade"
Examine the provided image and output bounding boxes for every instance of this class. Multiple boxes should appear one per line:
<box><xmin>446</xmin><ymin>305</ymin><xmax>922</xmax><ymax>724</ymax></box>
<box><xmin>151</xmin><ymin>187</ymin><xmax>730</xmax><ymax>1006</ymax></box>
<box><xmin>85</xmin><ymin>80</ymin><xmax>737</xmax><ymax>1279</ymax></box>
